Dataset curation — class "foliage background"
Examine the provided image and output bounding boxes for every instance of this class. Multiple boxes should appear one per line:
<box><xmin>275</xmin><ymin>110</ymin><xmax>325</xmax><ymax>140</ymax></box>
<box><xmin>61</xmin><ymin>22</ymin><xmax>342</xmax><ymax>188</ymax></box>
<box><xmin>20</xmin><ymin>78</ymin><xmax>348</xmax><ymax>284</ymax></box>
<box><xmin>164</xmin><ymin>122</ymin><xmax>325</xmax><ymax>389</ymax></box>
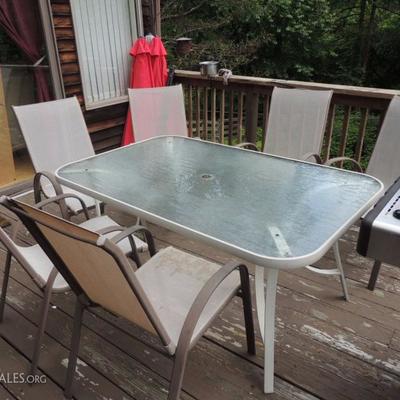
<box><xmin>161</xmin><ymin>0</ymin><xmax>400</xmax><ymax>90</ymax></box>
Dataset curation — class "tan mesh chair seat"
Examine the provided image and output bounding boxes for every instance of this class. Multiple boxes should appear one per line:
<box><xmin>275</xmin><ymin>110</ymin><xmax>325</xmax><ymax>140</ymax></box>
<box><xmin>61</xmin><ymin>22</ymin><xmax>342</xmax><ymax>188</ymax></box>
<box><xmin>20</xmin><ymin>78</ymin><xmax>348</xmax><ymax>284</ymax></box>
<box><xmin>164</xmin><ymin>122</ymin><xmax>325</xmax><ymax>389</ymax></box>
<box><xmin>16</xmin><ymin>244</ymin><xmax>68</xmax><ymax>291</ymax></box>
<box><xmin>79</xmin><ymin>215</ymin><xmax>148</xmax><ymax>253</ymax></box>
<box><xmin>136</xmin><ymin>246</ymin><xmax>240</xmax><ymax>348</ymax></box>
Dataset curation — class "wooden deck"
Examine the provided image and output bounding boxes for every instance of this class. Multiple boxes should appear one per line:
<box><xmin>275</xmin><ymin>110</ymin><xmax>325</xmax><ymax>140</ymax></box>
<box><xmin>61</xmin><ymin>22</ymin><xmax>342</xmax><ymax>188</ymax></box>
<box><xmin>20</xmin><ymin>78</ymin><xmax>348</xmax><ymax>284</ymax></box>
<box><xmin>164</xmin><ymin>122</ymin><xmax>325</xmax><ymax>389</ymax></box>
<box><xmin>0</xmin><ymin>193</ymin><xmax>400</xmax><ymax>400</ymax></box>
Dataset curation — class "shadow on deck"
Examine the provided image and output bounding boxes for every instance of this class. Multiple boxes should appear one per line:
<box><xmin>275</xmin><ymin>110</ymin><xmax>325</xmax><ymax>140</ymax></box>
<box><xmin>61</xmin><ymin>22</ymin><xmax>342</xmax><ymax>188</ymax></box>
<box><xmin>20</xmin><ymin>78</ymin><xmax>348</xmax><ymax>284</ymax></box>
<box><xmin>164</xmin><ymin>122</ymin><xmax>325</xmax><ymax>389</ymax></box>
<box><xmin>0</xmin><ymin>193</ymin><xmax>399</xmax><ymax>400</ymax></box>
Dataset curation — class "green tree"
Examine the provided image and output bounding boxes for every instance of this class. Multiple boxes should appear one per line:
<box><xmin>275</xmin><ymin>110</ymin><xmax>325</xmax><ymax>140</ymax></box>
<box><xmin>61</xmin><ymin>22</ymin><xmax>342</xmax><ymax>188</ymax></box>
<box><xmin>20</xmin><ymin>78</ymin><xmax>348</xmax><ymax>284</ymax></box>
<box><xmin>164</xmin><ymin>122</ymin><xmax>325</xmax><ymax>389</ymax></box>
<box><xmin>161</xmin><ymin>0</ymin><xmax>400</xmax><ymax>89</ymax></box>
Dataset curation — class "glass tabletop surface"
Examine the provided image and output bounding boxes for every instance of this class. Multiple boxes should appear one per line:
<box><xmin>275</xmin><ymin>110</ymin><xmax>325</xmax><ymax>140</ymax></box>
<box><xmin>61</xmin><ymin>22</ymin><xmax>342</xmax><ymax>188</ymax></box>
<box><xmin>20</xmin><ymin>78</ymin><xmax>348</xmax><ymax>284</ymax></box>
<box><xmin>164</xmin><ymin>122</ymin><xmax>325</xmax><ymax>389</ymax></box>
<box><xmin>57</xmin><ymin>136</ymin><xmax>382</xmax><ymax>261</ymax></box>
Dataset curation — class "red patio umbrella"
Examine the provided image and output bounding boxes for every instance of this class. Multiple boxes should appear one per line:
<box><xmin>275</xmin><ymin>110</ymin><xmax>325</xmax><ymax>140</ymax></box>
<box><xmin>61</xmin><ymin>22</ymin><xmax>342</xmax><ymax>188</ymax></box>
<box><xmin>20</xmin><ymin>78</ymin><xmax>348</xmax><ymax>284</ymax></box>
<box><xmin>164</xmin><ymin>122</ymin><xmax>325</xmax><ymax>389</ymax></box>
<box><xmin>121</xmin><ymin>36</ymin><xmax>168</xmax><ymax>146</ymax></box>
<box><xmin>150</xmin><ymin>36</ymin><xmax>168</xmax><ymax>87</ymax></box>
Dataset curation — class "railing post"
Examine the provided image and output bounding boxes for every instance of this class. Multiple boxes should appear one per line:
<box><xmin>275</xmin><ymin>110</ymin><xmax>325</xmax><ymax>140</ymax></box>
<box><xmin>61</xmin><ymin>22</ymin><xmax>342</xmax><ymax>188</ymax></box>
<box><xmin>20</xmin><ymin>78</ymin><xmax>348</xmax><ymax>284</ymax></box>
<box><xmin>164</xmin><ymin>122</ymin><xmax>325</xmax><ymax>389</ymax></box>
<box><xmin>228</xmin><ymin>91</ymin><xmax>234</xmax><ymax>145</ymax></box>
<box><xmin>220</xmin><ymin>89</ymin><xmax>225</xmax><ymax>144</ymax></box>
<box><xmin>323</xmin><ymin>104</ymin><xmax>336</xmax><ymax>162</ymax></box>
<box><xmin>173</xmin><ymin>71</ymin><xmax>399</xmax><ymax>166</ymax></box>
<box><xmin>339</xmin><ymin>106</ymin><xmax>352</xmax><ymax>168</ymax></box>
<box><xmin>188</xmin><ymin>85</ymin><xmax>193</xmax><ymax>137</ymax></box>
<box><xmin>245</xmin><ymin>92</ymin><xmax>259</xmax><ymax>144</ymax></box>
<box><xmin>355</xmin><ymin>108</ymin><xmax>369</xmax><ymax>162</ymax></box>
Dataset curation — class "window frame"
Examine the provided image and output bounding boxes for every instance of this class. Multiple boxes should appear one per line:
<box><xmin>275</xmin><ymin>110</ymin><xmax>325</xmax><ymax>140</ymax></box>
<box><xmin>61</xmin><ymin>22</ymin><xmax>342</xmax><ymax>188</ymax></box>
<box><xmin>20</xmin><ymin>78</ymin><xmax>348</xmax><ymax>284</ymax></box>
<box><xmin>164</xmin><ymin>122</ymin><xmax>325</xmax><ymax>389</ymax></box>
<box><xmin>70</xmin><ymin>0</ymin><xmax>144</xmax><ymax>110</ymax></box>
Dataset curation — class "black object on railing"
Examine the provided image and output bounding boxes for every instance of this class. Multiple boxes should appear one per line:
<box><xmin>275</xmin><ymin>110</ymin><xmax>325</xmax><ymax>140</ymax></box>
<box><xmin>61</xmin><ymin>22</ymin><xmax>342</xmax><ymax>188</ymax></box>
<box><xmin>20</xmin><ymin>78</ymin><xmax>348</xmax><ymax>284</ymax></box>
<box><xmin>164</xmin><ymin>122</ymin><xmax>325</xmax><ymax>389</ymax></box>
<box><xmin>167</xmin><ymin>67</ymin><xmax>175</xmax><ymax>86</ymax></box>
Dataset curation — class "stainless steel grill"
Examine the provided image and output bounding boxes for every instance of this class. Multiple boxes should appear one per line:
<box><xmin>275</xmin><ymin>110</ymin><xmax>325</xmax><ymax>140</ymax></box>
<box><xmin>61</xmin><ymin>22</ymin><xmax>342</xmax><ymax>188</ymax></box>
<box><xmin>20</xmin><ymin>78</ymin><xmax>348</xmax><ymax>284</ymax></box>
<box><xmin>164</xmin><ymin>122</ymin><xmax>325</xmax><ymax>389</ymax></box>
<box><xmin>357</xmin><ymin>177</ymin><xmax>400</xmax><ymax>290</ymax></box>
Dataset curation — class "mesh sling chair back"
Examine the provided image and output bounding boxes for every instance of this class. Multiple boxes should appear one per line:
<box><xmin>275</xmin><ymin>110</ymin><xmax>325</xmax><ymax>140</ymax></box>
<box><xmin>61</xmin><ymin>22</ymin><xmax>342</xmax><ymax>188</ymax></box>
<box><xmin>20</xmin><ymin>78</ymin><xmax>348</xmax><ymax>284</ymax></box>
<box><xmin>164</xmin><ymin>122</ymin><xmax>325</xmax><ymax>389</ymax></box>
<box><xmin>2</xmin><ymin>197</ymin><xmax>255</xmax><ymax>400</ymax></box>
<box><xmin>239</xmin><ymin>87</ymin><xmax>333</xmax><ymax>162</ymax></box>
<box><xmin>366</xmin><ymin>95</ymin><xmax>400</xmax><ymax>189</ymax></box>
<box><xmin>237</xmin><ymin>88</ymin><xmax>350</xmax><ymax>300</ymax></box>
<box><xmin>326</xmin><ymin>95</ymin><xmax>400</xmax><ymax>184</ymax></box>
<box><xmin>13</xmin><ymin>96</ymin><xmax>95</xmax><ymax>215</ymax></box>
<box><xmin>12</xmin><ymin>96</ymin><xmax>148</xmax><ymax>255</ymax></box>
<box><xmin>264</xmin><ymin>87</ymin><xmax>333</xmax><ymax>160</ymax></box>
<box><xmin>128</xmin><ymin>84</ymin><xmax>188</xmax><ymax>142</ymax></box>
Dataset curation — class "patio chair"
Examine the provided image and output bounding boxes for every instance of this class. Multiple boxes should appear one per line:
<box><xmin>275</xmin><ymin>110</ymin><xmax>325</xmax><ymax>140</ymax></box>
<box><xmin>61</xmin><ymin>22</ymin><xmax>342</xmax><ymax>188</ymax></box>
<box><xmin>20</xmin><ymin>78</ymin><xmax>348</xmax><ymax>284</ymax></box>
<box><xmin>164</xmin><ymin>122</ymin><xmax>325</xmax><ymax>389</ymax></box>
<box><xmin>128</xmin><ymin>84</ymin><xmax>188</xmax><ymax>142</ymax></box>
<box><xmin>12</xmin><ymin>97</ymin><xmax>148</xmax><ymax>255</ymax></box>
<box><xmin>326</xmin><ymin>95</ymin><xmax>400</xmax><ymax>289</ymax></box>
<box><xmin>1</xmin><ymin>197</ymin><xmax>255</xmax><ymax>400</ymax></box>
<box><xmin>0</xmin><ymin>212</ymin><xmax>69</xmax><ymax>377</ymax></box>
<box><xmin>237</xmin><ymin>88</ymin><xmax>351</xmax><ymax>299</ymax></box>
<box><xmin>326</xmin><ymin>95</ymin><xmax>400</xmax><ymax>188</ymax></box>
<box><xmin>238</xmin><ymin>86</ymin><xmax>333</xmax><ymax>162</ymax></box>
<box><xmin>0</xmin><ymin>194</ymin><xmax>146</xmax><ymax>378</ymax></box>
<box><xmin>13</xmin><ymin>96</ymin><xmax>96</xmax><ymax>216</ymax></box>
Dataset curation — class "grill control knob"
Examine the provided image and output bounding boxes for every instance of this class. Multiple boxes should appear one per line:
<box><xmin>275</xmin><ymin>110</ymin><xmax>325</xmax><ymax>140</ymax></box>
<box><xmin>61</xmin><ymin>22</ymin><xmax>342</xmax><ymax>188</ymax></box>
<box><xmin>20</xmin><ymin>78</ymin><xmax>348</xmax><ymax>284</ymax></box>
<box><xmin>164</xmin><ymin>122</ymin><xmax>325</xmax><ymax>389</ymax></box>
<box><xmin>393</xmin><ymin>209</ymin><xmax>400</xmax><ymax>219</ymax></box>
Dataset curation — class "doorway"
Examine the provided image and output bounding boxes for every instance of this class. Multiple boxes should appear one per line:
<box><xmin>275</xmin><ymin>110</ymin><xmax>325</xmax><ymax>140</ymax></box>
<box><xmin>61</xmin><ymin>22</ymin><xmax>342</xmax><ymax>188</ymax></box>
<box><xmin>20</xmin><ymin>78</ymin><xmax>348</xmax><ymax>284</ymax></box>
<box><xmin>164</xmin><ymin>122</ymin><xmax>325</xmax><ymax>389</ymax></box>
<box><xmin>0</xmin><ymin>5</ymin><xmax>54</xmax><ymax>190</ymax></box>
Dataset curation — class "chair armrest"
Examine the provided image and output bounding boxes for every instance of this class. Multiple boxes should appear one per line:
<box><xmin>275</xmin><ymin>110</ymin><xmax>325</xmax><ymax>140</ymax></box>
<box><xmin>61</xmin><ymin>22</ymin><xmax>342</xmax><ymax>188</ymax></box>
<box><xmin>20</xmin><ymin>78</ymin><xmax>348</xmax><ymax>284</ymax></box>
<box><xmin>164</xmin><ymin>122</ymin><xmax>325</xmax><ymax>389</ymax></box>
<box><xmin>173</xmin><ymin>262</ymin><xmax>249</xmax><ymax>360</ymax></box>
<box><xmin>35</xmin><ymin>194</ymin><xmax>90</xmax><ymax>221</ymax></box>
<box><xmin>301</xmin><ymin>152</ymin><xmax>322</xmax><ymax>164</ymax></box>
<box><xmin>235</xmin><ymin>142</ymin><xmax>259</xmax><ymax>151</ymax></box>
<box><xmin>33</xmin><ymin>171</ymin><xmax>63</xmax><ymax>202</ymax></box>
<box><xmin>110</xmin><ymin>225</ymin><xmax>156</xmax><ymax>257</ymax></box>
<box><xmin>33</xmin><ymin>171</ymin><xmax>69</xmax><ymax>218</ymax></box>
<box><xmin>325</xmin><ymin>157</ymin><xmax>363</xmax><ymax>172</ymax></box>
<box><xmin>95</xmin><ymin>225</ymin><xmax>124</xmax><ymax>235</ymax></box>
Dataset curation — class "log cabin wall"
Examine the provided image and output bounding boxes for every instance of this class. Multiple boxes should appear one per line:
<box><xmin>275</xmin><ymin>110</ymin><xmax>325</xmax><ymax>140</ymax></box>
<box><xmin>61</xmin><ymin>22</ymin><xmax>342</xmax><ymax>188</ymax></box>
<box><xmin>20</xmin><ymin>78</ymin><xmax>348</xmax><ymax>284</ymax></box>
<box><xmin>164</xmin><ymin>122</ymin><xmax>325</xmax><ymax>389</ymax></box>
<box><xmin>50</xmin><ymin>0</ymin><xmax>154</xmax><ymax>152</ymax></box>
<box><xmin>141</xmin><ymin>0</ymin><xmax>154</xmax><ymax>34</ymax></box>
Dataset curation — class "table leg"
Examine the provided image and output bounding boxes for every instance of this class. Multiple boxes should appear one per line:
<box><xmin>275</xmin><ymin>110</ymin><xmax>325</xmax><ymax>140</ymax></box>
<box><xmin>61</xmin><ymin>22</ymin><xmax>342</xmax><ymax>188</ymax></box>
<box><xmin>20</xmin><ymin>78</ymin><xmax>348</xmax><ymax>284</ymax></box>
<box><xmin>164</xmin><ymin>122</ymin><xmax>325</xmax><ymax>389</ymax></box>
<box><xmin>255</xmin><ymin>265</ymin><xmax>279</xmax><ymax>394</ymax></box>
<box><xmin>333</xmin><ymin>241</ymin><xmax>349</xmax><ymax>301</ymax></box>
<box><xmin>95</xmin><ymin>200</ymin><xmax>101</xmax><ymax>217</ymax></box>
<box><xmin>255</xmin><ymin>266</ymin><xmax>265</xmax><ymax>341</ymax></box>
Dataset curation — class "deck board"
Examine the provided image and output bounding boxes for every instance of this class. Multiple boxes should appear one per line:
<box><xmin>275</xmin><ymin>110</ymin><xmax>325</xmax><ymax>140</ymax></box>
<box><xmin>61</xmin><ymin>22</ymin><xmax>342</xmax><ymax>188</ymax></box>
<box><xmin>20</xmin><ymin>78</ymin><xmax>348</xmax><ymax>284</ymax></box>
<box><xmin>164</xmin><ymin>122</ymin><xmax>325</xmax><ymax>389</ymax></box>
<box><xmin>0</xmin><ymin>384</ymin><xmax>16</xmax><ymax>400</ymax></box>
<box><xmin>0</xmin><ymin>336</ymin><xmax>65</xmax><ymax>399</ymax></box>
<box><xmin>151</xmin><ymin>230</ymin><xmax>400</xmax><ymax>400</ymax></box>
<box><xmin>0</xmin><ymin>197</ymin><xmax>399</xmax><ymax>399</ymax></box>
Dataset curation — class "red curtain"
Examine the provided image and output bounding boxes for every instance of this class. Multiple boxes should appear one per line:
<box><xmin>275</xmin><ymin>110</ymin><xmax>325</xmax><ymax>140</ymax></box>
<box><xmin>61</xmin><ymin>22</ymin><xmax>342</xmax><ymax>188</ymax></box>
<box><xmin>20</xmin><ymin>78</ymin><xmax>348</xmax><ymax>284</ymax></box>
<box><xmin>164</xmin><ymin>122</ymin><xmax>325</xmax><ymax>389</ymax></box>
<box><xmin>0</xmin><ymin>0</ymin><xmax>51</xmax><ymax>102</ymax></box>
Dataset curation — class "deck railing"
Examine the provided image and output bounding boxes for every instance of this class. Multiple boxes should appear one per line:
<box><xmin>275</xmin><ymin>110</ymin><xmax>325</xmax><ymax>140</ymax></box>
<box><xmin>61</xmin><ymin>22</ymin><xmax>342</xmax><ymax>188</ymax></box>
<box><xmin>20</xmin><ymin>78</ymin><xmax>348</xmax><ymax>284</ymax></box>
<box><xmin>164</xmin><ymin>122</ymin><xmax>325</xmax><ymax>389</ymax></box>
<box><xmin>174</xmin><ymin>70</ymin><xmax>400</xmax><ymax>168</ymax></box>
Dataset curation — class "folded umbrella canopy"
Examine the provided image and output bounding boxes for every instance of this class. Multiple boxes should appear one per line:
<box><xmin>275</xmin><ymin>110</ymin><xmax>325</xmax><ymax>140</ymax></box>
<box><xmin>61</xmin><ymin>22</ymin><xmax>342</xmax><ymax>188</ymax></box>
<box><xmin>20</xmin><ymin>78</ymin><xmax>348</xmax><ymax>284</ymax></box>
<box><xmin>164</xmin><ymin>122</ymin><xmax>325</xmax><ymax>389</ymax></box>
<box><xmin>121</xmin><ymin>36</ymin><xmax>168</xmax><ymax>146</ymax></box>
<box><xmin>151</xmin><ymin>36</ymin><xmax>168</xmax><ymax>88</ymax></box>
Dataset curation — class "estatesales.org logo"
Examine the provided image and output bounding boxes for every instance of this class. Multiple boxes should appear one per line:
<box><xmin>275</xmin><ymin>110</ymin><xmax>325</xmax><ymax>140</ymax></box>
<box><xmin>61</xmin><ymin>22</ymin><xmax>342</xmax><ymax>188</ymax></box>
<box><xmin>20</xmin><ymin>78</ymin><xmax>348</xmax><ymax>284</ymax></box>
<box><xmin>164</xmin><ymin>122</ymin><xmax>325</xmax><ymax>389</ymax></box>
<box><xmin>0</xmin><ymin>372</ymin><xmax>47</xmax><ymax>384</ymax></box>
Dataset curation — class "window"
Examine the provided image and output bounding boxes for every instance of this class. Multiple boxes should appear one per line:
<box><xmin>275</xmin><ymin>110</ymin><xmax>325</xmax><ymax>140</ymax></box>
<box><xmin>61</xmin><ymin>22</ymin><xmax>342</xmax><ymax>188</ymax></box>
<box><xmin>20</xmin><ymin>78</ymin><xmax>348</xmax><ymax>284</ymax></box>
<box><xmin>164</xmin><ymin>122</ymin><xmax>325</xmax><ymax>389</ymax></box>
<box><xmin>70</xmin><ymin>0</ymin><xmax>143</xmax><ymax>109</ymax></box>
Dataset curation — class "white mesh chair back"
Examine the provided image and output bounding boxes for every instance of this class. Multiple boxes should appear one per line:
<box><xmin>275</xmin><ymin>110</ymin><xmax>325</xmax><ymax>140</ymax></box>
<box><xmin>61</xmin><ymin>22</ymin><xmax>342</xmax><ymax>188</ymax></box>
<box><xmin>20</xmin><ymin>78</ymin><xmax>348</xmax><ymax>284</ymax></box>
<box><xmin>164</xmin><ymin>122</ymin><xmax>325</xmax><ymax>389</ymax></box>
<box><xmin>15</xmin><ymin>200</ymin><xmax>171</xmax><ymax>345</ymax></box>
<box><xmin>366</xmin><ymin>96</ymin><xmax>400</xmax><ymax>189</ymax></box>
<box><xmin>264</xmin><ymin>87</ymin><xmax>333</xmax><ymax>159</ymax></box>
<box><xmin>128</xmin><ymin>85</ymin><xmax>187</xmax><ymax>142</ymax></box>
<box><xmin>13</xmin><ymin>96</ymin><xmax>94</xmax><ymax>176</ymax></box>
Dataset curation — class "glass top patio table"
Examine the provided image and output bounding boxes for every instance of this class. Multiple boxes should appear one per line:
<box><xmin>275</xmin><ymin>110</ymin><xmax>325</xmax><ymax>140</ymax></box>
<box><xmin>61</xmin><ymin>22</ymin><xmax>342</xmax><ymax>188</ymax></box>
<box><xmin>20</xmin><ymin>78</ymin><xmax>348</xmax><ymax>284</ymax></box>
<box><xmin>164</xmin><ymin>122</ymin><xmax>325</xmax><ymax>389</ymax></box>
<box><xmin>56</xmin><ymin>136</ymin><xmax>383</xmax><ymax>269</ymax></box>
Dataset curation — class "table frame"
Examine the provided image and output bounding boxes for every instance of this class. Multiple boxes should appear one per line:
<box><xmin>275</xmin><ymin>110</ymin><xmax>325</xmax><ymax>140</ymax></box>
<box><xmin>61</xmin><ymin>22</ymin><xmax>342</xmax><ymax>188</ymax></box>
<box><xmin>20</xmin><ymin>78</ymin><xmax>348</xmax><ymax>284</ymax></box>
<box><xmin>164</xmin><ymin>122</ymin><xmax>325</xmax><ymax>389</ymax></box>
<box><xmin>56</xmin><ymin>136</ymin><xmax>384</xmax><ymax>393</ymax></box>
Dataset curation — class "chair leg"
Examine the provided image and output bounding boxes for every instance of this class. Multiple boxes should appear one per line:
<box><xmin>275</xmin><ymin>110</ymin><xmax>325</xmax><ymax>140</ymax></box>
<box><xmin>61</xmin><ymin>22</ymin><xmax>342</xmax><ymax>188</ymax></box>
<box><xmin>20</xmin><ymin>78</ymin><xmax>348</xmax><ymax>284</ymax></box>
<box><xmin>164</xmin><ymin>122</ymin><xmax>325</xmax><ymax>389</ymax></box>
<box><xmin>333</xmin><ymin>241</ymin><xmax>349</xmax><ymax>301</ymax></box>
<box><xmin>127</xmin><ymin>235</ymin><xmax>141</xmax><ymax>267</ymax></box>
<box><xmin>168</xmin><ymin>352</ymin><xmax>189</xmax><ymax>400</ymax></box>
<box><xmin>64</xmin><ymin>299</ymin><xmax>85</xmax><ymax>400</ymax></box>
<box><xmin>30</xmin><ymin>268</ymin><xmax>58</xmax><ymax>376</ymax></box>
<box><xmin>0</xmin><ymin>251</ymin><xmax>12</xmax><ymax>322</ymax></box>
<box><xmin>239</xmin><ymin>266</ymin><xmax>256</xmax><ymax>355</ymax></box>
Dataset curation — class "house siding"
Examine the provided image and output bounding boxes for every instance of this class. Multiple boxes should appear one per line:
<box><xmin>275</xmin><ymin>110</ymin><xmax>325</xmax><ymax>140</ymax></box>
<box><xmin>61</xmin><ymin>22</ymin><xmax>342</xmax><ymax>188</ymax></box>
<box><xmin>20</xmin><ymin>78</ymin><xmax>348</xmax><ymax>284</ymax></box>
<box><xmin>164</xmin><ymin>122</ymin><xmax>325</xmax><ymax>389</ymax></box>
<box><xmin>50</xmin><ymin>0</ymin><xmax>154</xmax><ymax>152</ymax></box>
